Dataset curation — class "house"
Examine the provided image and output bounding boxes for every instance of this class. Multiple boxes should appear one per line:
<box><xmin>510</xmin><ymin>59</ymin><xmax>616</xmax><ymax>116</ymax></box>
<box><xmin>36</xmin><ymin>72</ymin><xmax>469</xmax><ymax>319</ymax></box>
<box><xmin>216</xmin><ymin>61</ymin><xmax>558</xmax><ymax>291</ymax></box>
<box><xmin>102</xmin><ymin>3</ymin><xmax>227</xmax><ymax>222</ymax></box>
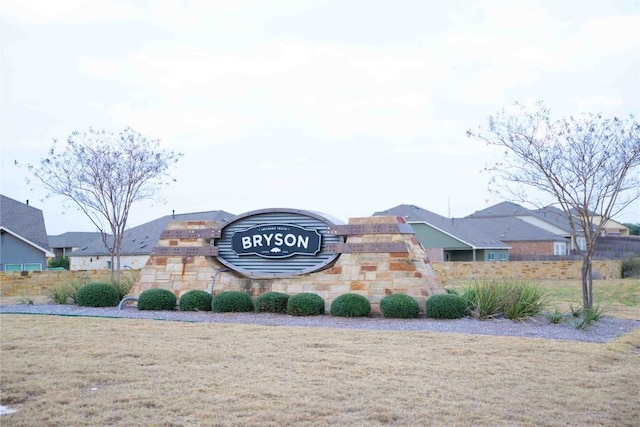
<box><xmin>0</xmin><ymin>194</ymin><xmax>55</xmax><ymax>271</ymax></box>
<box><xmin>466</xmin><ymin>202</ymin><xmax>582</xmax><ymax>256</ymax></box>
<box><xmin>373</xmin><ymin>204</ymin><xmax>510</xmax><ymax>262</ymax></box>
<box><xmin>567</xmin><ymin>208</ymin><xmax>630</xmax><ymax>236</ymax></box>
<box><xmin>68</xmin><ymin>210</ymin><xmax>235</xmax><ymax>270</ymax></box>
<box><xmin>48</xmin><ymin>232</ymin><xmax>104</xmax><ymax>258</ymax></box>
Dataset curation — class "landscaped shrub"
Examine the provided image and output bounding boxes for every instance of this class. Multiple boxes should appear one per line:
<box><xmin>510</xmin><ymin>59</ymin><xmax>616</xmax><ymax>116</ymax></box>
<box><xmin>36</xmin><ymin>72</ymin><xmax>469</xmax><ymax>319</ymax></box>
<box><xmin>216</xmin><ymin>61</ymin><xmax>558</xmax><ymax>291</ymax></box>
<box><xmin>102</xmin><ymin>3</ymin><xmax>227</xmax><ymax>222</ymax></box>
<box><xmin>111</xmin><ymin>272</ymin><xmax>139</xmax><ymax>300</ymax></box>
<box><xmin>379</xmin><ymin>293</ymin><xmax>419</xmax><ymax>319</ymax></box>
<box><xmin>137</xmin><ymin>288</ymin><xmax>177</xmax><ymax>311</ymax></box>
<box><xmin>622</xmin><ymin>256</ymin><xmax>640</xmax><ymax>278</ymax></box>
<box><xmin>287</xmin><ymin>293</ymin><xmax>325</xmax><ymax>316</ymax></box>
<box><xmin>460</xmin><ymin>280</ymin><xmax>506</xmax><ymax>319</ymax></box>
<box><xmin>255</xmin><ymin>292</ymin><xmax>290</xmax><ymax>314</ymax></box>
<box><xmin>425</xmin><ymin>294</ymin><xmax>467</xmax><ymax>319</ymax></box>
<box><xmin>501</xmin><ymin>282</ymin><xmax>550</xmax><ymax>320</ymax></box>
<box><xmin>460</xmin><ymin>279</ymin><xmax>549</xmax><ymax>320</ymax></box>
<box><xmin>211</xmin><ymin>291</ymin><xmax>253</xmax><ymax>313</ymax></box>
<box><xmin>179</xmin><ymin>290</ymin><xmax>212</xmax><ymax>311</ymax></box>
<box><xmin>49</xmin><ymin>276</ymin><xmax>90</xmax><ymax>304</ymax></box>
<box><xmin>76</xmin><ymin>282</ymin><xmax>120</xmax><ymax>307</ymax></box>
<box><xmin>330</xmin><ymin>293</ymin><xmax>371</xmax><ymax>317</ymax></box>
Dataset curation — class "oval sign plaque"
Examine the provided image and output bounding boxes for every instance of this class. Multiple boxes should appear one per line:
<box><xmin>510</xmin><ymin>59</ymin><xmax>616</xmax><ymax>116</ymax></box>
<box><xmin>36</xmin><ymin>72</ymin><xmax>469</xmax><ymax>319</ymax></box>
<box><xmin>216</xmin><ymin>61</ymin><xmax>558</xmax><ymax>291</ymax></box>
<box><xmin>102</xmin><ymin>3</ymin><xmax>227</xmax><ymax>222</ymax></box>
<box><xmin>231</xmin><ymin>224</ymin><xmax>321</xmax><ymax>258</ymax></box>
<box><xmin>215</xmin><ymin>208</ymin><xmax>344</xmax><ymax>278</ymax></box>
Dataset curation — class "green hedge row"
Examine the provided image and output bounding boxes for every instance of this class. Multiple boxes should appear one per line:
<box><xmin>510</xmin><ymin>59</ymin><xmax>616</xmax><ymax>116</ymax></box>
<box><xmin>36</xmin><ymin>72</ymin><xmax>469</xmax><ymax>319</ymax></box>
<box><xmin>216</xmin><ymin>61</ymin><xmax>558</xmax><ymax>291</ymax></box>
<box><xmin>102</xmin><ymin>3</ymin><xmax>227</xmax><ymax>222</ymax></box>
<box><xmin>108</xmin><ymin>286</ymin><xmax>548</xmax><ymax>322</ymax></box>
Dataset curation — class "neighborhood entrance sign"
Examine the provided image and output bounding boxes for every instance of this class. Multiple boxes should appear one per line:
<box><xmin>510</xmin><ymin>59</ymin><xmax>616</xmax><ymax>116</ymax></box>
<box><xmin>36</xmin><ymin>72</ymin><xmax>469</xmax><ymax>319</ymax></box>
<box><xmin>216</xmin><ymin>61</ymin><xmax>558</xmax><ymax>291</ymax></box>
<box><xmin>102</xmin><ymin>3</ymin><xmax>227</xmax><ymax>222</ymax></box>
<box><xmin>215</xmin><ymin>208</ymin><xmax>344</xmax><ymax>278</ymax></box>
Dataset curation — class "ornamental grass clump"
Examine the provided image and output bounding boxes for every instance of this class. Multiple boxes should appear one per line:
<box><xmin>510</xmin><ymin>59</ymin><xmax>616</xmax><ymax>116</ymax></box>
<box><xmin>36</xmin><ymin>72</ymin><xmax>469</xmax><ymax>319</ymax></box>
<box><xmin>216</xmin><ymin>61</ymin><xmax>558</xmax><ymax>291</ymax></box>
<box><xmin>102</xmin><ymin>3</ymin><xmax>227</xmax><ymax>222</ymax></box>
<box><xmin>501</xmin><ymin>282</ymin><xmax>550</xmax><ymax>320</ymax></box>
<box><xmin>179</xmin><ymin>290</ymin><xmax>212</xmax><ymax>312</ymax></box>
<box><xmin>330</xmin><ymin>293</ymin><xmax>371</xmax><ymax>317</ymax></box>
<box><xmin>255</xmin><ymin>292</ymin><xmax>290</xmax><ymax>314</ymax></box>
<box><xmin>137</xmin><ymin>289</ymin><xmax>177</xmax><ymax>311</ymax></box>
<box><xmin>379</xmin><ymin>293</ymin><xmax>419</xmax><ymax>319</ymax></box>
<box><xmin>461</xmin><ymin>279</ymin><xmax>549</xmax><ymax>320</ymax></box>
<box><xmin>49</xmin><ymin>276</ymin><xmax>90</xmax><ymax>304</ymax></box>
<box><xmin>287</xmin><ymin>293</ymin><xmax>325</xmax><ymax>316</ymax></box>
<box><xmin>425</xmin><ymin>294</ymin><xmax>467</xmax><ymax>319</ymax></box>
<box><xmin>211</xmin><ymin>291</ymin><xmax>253</xmax><ymax>313</ymax></box>
<box><xmin>76</xmin><ymin>282</ymin><xmax>120</xmax><ymax>307</ymax></box>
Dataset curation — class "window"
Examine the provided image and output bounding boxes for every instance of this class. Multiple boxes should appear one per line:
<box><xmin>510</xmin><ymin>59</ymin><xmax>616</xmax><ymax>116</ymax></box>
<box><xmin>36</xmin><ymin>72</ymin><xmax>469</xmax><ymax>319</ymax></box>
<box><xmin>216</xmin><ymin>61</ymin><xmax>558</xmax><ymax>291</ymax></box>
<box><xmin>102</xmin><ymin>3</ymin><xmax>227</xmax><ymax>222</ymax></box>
<box><xmin>488</xmin><ymin>253</ymin><xmax>495</xmax><ymax>261</ymax></box>
<box><xmin>500</xmin><ymin>252</ymin><xmax>507</xmax><ymax>261</ymax></box>
<box><xmin>106</xmin><ymin>260</ymin><xmax>112</xmax><ymax>270</ymax></box>
<box><xmin>5</xmin><ymin>264</ymin><xmax>21</xmax><ymax>272</ymax></box>
<box><xmin>554</xmin><ymin>242</ymin><xmax>566</xmax><ymax>255</ymax></box>
<box><xmin>24</xmin><ymin>263</ymin><xmax>42</xmax><ymax>271</ymax></box>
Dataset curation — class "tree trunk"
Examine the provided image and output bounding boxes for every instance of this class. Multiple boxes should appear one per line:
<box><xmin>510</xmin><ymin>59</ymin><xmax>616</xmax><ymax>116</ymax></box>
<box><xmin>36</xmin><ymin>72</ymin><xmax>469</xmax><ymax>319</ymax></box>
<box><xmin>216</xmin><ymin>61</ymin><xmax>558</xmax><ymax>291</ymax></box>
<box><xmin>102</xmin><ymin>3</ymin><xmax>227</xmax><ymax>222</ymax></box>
<box><xmin>581</xmin><ymin>254</ymin><xmax>593</xmax><ymax>310</ymax></box>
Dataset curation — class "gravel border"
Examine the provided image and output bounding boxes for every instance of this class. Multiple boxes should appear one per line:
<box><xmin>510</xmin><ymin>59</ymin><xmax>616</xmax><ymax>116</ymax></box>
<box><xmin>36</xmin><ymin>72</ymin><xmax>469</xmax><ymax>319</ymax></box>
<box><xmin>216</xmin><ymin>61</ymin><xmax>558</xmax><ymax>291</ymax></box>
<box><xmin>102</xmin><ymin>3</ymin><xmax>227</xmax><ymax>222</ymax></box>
<box><xmin>2</xmin><ymin>303</ymin><xmax>638</xmax><ymax>343</ymax></box>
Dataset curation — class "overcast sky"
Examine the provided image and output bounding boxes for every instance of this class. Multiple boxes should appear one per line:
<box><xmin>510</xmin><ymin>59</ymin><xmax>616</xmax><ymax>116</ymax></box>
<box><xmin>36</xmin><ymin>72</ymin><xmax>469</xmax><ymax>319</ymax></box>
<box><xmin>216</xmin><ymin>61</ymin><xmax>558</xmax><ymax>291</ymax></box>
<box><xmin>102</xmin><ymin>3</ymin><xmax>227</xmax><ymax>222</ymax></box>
<box><xmin>2</xmin><ymin>0</ymin><xmax>639</xmax><ymax>235</ymax></box>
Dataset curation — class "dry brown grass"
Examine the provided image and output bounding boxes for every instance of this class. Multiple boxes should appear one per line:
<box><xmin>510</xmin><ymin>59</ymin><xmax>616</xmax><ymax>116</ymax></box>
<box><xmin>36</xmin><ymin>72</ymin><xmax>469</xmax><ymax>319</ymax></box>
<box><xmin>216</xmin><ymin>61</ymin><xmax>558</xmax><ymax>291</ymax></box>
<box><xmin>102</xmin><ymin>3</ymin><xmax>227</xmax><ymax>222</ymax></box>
<box><xmin>1</xmin><ymin>314</ymin><xmax>639</xmax><ymax>426</ymax></box>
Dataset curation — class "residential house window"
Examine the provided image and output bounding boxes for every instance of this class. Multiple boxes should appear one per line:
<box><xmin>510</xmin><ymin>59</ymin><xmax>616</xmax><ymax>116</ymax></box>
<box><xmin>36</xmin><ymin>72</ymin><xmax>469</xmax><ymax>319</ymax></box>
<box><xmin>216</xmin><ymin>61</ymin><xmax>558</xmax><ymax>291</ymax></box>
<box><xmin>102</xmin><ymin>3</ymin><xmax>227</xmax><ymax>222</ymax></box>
<box><xmin>487</xmin><ymin>253</ymin><xmax>495</xmax><ymax>261</ymax></box>
<box><xmin>24</xmin><ymin>263</ymin><xmax>42</xmax><ymax>271</ymax></box>
<box><xmin>554</xmin><ymin>242</ymin><xmax>566</xmax><ymax>255</ymax></box>
<box><xmin>576</xmin><ymin>237</ymin><xmax>587</xmax><ymax>251</ymax></box>
<box><xmin>106</xmin><ymin>260</ymin><xmax>112</xmax><ymax>270</ymax></box>
<box><xmin>500</xmin><ymin>253</ymin><xmax>507</xmax><ymax>261</ymax></box>
<box><xmin>5</xmin><ymin>264</ymin><xmax>22</xmax><ymax>272</ymax></box>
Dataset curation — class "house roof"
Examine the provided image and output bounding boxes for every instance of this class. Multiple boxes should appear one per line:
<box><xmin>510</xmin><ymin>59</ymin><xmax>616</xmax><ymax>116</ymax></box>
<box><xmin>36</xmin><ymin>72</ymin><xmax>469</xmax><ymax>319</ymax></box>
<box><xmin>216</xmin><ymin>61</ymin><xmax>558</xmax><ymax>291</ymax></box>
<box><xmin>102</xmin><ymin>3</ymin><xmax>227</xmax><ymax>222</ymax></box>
<box><xmin>463</xmin><ymin>217</ymin><xmax>566</xmax><ymax>242</ymax></box>
<box><xmin>467</xmin><ymin>201</ymin><xmax>583</xmax><ymax>236</ymax></box>
<box><xmin>0</xmin><ymin>194</ymin><xmax>51</xmax><ymax>250</ymax></box>
<box><xmin>467</xmin><ymin>201</ymin><xmax>534</xmax><ymax>218</ymax></box>
<box><xmin>373</xmin><ymin>204</ymin><xmax>510</xmax><ymax>249</ymax></box>
<box><xmin>48</xmin><ymin>232</ymin><xmax>104</xmax><ymax>249</ymax></box>
<box><xmin>70</xmin><ymin>210</ymin><xmax>235</xmax><ymax>256</ymax></box>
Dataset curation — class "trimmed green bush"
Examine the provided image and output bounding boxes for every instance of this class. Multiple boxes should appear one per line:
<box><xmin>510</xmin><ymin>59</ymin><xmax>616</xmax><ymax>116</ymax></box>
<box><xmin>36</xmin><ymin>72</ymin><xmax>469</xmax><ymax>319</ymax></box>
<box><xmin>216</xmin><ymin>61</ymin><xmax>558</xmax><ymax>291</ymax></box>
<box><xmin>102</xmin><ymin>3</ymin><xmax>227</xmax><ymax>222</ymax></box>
<box><xmin>76</xmin><ymin>282</ymin><xmax>120</xmax><ymax>307</ymax></box>
<box><xmin>138</xmin><ymin>288</ymin><xmax>177</xmax><ymax>311</ymax></box>
<box><xmin>379</xmin><ymin>293</ymin><xmax>419</xmax><ymax>319</ymax></box>
<box><xmin>287</xmin><ymin>293</ymin><xmax>325</xmax><ymax>316</ymax></box>
<box><xmin>255</xmin><ymin>292</ymin><xmax>290</xmax><ymax>314</ymax></box>
<box><xmin>179</xmin><ymin>290</ymin><xmax>212</xmax><ymax>312</ymax></box>
<box><xmin>425</xmin><ymin>294</ymin><xmax>467</xmax><ymax>319</ymax></box>
<box><xmin>211</xmin><ymin>291</ymin><xmax>253</xmax><ymax>313</ymax></box>
<box><xmin>330</xmin><ymin>293</ymin><xmax>371</xmax><ymax>317</ymax></box>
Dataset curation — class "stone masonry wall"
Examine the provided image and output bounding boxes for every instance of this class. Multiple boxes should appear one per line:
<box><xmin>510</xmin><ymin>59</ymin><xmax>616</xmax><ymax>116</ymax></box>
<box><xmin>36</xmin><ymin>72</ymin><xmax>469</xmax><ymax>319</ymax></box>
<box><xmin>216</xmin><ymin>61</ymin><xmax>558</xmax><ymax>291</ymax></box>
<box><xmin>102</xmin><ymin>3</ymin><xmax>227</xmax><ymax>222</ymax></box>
<box><xmin>1</xmin><ymin>270</ymin><xmax>113</xmax><ymax>297</ymax></box>
<box><xmin>129</xmin><ymin>216</ymin><xmax>446</xmax><ymax>313</ymax></box>
<box><xmin>432</xmin><ymin>259</ymin><xmax>622</xmax><ymax>283</ymax></box>
<box><xmin>1</xmin><ymin>259</ymin><xmax>624</xmax><ymax>298</ymax></box>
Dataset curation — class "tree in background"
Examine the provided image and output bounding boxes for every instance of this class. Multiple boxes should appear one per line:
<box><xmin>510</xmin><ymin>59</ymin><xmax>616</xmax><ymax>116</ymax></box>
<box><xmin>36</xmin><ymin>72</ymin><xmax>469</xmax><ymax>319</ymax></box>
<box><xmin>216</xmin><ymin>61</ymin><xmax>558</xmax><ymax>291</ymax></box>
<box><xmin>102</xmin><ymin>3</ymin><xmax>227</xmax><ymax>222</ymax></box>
<box><xmin>624</xmin><ymin>223</ymin><xmax>640</xmax><ymax>236</ymax></box>
<box><xmin>27</xmin><ymin>127</ymin><xmax>182</xmax><ymax>280</ymax></box>
<box><xmin>468</xmin><ymin>101</ymin><xmax>640</xmax><ymax>310</ymax></box>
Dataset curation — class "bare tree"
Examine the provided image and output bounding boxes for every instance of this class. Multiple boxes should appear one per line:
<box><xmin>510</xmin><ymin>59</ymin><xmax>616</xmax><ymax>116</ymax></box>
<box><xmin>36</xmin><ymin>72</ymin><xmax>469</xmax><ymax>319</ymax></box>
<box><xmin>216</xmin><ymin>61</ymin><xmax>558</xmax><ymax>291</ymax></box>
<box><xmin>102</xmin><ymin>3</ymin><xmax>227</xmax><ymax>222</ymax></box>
<box><xmin>468</xmin><ymin>101</ymin><xmax>640</xmax><ymax>309</ymax></box>
<box><xmin>26</xmin><ymin>127</ymin><xmax>182</xmax><ymax>280</ymax></box>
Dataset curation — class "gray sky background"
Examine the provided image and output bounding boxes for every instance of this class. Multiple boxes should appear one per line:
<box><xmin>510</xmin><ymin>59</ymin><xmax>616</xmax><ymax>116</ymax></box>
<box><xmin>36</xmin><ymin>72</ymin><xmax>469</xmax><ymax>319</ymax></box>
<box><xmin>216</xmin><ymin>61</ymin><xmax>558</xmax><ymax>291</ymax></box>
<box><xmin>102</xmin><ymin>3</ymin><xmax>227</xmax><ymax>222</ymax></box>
<box><xmin>2</xmin><ymin>0</ymin><xmax>639</xmax><ymax>235</ymax></box>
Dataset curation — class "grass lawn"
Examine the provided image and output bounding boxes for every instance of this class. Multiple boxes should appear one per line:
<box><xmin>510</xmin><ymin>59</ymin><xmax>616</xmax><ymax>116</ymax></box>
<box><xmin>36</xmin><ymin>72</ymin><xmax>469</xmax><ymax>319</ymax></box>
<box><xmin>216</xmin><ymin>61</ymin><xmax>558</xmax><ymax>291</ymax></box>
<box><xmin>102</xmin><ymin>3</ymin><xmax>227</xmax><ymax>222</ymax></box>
<box><xmin>1</xmin><ymin>278</ymin><xmax>639</xmax><ymax>426</ymax></box>
<box><xmin>1</xmin><ymin>315</ymin><xmax>639</xmax><ymax>427</ymax></box>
